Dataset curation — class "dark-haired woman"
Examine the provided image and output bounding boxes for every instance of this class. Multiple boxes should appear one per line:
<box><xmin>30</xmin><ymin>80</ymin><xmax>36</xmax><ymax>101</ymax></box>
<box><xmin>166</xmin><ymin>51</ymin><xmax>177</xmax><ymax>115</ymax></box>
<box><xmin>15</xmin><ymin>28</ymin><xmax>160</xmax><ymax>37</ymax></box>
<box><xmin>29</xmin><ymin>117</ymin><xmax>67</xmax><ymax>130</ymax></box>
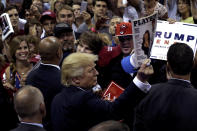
<box><xmin>3</xmin><ymin>35</ymin><xmax>33</xmax><ymax>93</ymax></box>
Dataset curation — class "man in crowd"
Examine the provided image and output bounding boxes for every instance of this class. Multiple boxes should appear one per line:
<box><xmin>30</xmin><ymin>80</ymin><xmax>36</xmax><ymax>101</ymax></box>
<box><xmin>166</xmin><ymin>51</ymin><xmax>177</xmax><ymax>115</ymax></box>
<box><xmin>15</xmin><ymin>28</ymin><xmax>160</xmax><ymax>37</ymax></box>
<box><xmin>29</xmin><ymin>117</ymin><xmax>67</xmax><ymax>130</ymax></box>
<box><xmin>11</xmin><ymin>85</ymin><xmax>46</xmax><ymax>131</ymax></box>
<box><xmin>4</xmin><ymin>5</ymin><xmax>26</xmax><ymax>35</ymax></box>
<box><xmin>92</xmin><ymin>0</ymin><xmax>112</xmax><ymax>34</ymax></box>
<box><xmin>134</xmin><ymin>42</ymin><xmax>197</xmax><ymax>131</ymax></box>
<box><xmin>53</xmin><ymin>23</ymin><xmax>75</xmax><ymax>65</ymax></box>
<box><xmin>55</xmin><ymin>4</ymin><xmax>90</xmax><ymax>37</ymax></box>
<box><xmin>51</xmin><ymin>52</ymin><xmax>153</xmax><ymax>131</ymax></box>
<box><xmin>26</xmin><ymin>36</ymin><xmax>63</xmax><ymax>131</ymax></box>
<box><xmin>40</xmin><ymin>10</ymin><xmax>56</xmax><ymax>38</ymax></box>
<box><xmin>56</xmin><ymin>5</ymin><xmax>75</xmax><ymax>27</ymax></box>
<box><xmin>103</xmin><ymin>22</ymin><xmax>134</xmax><ymax>89</ymax></box>
<box><xmin>108</xmin><ymin>16</ymin><xmax>123</xmax><ymax>44</ymax></box>
<box><xmin>30</xmin><ymin>0</ymin><xmax>44</xmax><ymax>20</ymax></box>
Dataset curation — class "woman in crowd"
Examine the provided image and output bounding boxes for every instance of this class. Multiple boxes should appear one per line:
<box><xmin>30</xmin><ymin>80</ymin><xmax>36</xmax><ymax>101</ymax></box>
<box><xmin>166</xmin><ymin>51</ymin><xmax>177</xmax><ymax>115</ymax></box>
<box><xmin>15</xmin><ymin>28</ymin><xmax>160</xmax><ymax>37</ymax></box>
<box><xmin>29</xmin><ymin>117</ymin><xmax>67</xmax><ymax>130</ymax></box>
<box><xmin>176</xmin><ymin>0</ymin><xmax>194</xmax><ymax>23</ymax></box>
<box><xmin>3</xmin><ymin>35</ymin><xmax>33</xmax><ymax>93</ymax></box>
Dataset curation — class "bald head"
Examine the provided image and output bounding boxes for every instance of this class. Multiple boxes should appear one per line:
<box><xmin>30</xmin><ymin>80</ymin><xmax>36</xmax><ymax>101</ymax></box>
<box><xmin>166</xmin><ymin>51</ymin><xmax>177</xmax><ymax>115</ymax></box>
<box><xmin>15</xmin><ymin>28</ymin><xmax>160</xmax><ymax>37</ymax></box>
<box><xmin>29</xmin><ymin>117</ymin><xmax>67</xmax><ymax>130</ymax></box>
<box><xmin>39</xmin><ymin>36</ymin><xmax>62</xmax><ymax>62</ymax></box>
<box><xmin>14</xmin><ymin>85</ymin><xmax>45</xmax><ymax>119</ymax></box>
<box><xmin>89</xmin><ymin>120</ymin><xmax>130</xmax><ymax>131</ymax></box>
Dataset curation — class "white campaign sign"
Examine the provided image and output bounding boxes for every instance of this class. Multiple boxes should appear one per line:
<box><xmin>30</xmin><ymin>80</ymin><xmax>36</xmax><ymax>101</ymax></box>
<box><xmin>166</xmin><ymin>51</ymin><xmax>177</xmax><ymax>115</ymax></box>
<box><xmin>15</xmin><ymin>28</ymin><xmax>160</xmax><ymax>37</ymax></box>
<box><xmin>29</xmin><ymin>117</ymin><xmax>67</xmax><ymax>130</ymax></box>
<box><xmin>150</xmin><ymin>20</ymin><xmax>197</xmax><ymax>60</ymax></box>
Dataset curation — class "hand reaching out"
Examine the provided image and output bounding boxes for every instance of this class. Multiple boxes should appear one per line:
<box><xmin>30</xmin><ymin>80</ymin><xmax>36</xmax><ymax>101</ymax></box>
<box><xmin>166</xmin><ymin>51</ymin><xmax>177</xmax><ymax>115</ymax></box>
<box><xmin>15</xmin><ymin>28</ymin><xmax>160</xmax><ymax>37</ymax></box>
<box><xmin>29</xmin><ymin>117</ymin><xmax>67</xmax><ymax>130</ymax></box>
<box><xmin>137</xmin><ymin>59</ymin><xmax>154</xmax><ymax>83</ymax></box>
<box><xmin>95</xmin><ymin>15</ymin><xmax>110</xmax><ymax>30</ymax></box>
<box><xmin>81</xmin><ymin>11</ymin><xmax>91</xmax><ymax>24</ymax></box>
<box><xmin>3</xmin><ymin>81</ymin><xmax>15</xmax><ymax>90</ymax></box>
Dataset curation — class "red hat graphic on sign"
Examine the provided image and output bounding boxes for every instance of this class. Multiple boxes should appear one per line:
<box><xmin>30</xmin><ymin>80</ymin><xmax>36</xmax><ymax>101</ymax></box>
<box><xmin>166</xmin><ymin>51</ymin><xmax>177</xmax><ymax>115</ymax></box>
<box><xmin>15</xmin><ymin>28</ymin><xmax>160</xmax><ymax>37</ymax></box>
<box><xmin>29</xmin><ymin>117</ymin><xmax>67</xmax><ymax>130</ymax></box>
<box><xmin>115</xmin><ymin>22</ymin><xmax>133</xmax><ymax>36</ymax></box>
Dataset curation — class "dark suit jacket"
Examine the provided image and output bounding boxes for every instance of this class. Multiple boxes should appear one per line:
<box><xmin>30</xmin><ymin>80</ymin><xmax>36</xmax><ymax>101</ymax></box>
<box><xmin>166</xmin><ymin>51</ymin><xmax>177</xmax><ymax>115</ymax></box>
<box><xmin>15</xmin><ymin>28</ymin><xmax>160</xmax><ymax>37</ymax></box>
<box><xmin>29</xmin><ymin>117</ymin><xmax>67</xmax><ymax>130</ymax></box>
<box><xmin>0</xmin><ymin>80</ymin><xmax>18</xmax><ymax>131</ymax></box>
<box><xmin>134</xmin><ymin>79</ymin><xmax>197</xmax><ymax>131</ymax></box>
<box><xmin>51</xmin><ymin>82</ymin><xmax>146</xmax><ymax>131</ymax></box>
<box><xmin>10</xmin><ymin>123</ymin><xmax>46</xmax><ymax>131</ymax></box>
<box><xmin>26</xmin><ymin>64</ymin><xmax>63</xmax><ymax>131</ymax></box>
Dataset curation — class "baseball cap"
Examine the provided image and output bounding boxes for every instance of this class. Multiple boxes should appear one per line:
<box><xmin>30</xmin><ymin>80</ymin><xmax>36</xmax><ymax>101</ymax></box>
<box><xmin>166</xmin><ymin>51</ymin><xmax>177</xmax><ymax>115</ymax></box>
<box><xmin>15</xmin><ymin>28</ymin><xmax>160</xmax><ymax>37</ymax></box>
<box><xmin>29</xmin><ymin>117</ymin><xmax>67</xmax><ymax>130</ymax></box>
<box><xmin>115</xmin><ymin>22</ymin><xmax>133</xmax><ymax>36</ymax></box>
<box><xmin>40</xmin><ymin>10</ymin><xmax>56</xmax><ymax>23</ymax></box>
<box><xmin>54</xmin><ymin>23</ymin><xmax>73</xmax><ymax>37</ymax></box>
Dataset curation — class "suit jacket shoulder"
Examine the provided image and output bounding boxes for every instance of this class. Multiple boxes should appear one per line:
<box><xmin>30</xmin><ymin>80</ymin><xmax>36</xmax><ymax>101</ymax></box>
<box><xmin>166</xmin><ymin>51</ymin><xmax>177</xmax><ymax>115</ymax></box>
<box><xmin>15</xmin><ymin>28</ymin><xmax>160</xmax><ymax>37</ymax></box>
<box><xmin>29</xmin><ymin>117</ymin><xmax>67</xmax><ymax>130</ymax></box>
<box><xmin>10</xmin><ymin>123</ymin><xmax>46</xmax><ymax>131</ymax></box>
<box><xmin>134</xmin><ymin>79</ymin><xmax>197</xmax><ymax>131</ymax></box>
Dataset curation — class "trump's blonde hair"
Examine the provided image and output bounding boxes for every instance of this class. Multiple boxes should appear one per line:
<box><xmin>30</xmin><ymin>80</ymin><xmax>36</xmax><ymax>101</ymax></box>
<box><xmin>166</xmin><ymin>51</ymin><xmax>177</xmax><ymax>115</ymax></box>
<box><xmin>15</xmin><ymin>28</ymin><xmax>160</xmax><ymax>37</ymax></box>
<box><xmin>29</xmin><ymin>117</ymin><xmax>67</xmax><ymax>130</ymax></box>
<box><xmin>61</xmin><ymin>53</ymin><xmax>98</xmax><ymax>86</ymax></box>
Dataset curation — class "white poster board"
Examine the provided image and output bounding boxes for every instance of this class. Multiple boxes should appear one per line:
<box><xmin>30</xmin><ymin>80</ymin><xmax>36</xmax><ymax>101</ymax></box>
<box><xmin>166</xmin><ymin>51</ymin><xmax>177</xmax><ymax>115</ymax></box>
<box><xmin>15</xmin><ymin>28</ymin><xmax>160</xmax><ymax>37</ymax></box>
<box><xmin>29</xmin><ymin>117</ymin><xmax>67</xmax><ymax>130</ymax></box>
<box><xmin>0</xmin><ymin>13</ymin><xmax>14</xmax><ymax>41</ymax></box>
<box><xmin>150</xmin><ymin>20</ymin><xmax>197</xmax><ymax>60</ymax></box>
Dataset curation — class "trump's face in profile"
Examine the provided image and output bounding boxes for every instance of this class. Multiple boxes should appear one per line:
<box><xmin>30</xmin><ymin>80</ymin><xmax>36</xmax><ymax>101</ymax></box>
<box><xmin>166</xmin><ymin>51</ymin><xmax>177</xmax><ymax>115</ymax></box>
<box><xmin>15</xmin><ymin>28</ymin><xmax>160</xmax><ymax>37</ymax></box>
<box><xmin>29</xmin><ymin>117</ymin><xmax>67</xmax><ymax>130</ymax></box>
<box><xmin>78</xmin><ymin>62</ymin><xmax>99</xmax><ymax>89</ymax></box>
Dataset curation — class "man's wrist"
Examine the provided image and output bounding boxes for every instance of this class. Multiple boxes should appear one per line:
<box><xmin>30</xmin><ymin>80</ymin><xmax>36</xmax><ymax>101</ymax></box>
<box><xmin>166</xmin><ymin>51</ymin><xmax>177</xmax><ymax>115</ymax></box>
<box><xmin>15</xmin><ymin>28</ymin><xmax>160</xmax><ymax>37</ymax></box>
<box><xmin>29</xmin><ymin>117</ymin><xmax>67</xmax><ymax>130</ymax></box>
<box><xmin>133</xmin><ymin>76</ymin><xmax>151</xmax><ymax>93</ymax></box>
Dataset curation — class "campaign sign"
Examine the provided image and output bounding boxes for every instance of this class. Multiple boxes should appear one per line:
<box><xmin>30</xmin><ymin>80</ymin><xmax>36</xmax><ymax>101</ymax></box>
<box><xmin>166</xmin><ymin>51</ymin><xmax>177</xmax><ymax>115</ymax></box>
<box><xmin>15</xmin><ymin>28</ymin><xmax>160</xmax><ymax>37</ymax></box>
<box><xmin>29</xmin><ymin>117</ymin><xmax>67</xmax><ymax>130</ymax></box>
<box><xmin>103</xmin><ymin>81</ymin><xmax>124</xmax><ymax>102</ymax></box>
<box><xmin>150</xmin><ymin>20</ymin><xmax>197</xmax><ymax>60</ymax></box>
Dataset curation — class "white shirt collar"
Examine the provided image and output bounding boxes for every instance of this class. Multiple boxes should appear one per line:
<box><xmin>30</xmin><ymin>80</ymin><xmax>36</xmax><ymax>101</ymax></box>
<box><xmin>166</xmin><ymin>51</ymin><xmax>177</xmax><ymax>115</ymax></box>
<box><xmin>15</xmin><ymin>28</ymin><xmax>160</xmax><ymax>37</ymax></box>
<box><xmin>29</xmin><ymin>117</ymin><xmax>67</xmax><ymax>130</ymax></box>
<box><xmin>41</xmin><ymin>63</ymin><xmax>60</xmax><ymax>70</ymax></box>
<box><xmin>21</xmin><ymin>122</ymin><xmax>43</xmax><ymax>128</ymax></box>
<box><xmin>76</xmin><ymin>86</ymin><xmax>86</xmax><ymax>91</ymax></box>
<box><xmin>170</xmin><ymin>78</ymin><xmax>191</xmax><ymax>83</ymax></box>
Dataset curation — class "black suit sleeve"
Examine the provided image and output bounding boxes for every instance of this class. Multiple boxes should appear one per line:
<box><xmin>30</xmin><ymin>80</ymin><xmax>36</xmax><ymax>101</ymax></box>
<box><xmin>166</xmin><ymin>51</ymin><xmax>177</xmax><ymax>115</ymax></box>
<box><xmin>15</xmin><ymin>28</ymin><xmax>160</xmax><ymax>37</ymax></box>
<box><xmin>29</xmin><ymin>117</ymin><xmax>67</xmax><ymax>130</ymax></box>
<box><xmin>0</xmin><ymin>80</ymin><xmax>19</xmax><ymax>131</ymax></box>
<box><xmin>86</xmin><ymin>81</ymin><xmax>147</xmax><ymax>120</ymax></box>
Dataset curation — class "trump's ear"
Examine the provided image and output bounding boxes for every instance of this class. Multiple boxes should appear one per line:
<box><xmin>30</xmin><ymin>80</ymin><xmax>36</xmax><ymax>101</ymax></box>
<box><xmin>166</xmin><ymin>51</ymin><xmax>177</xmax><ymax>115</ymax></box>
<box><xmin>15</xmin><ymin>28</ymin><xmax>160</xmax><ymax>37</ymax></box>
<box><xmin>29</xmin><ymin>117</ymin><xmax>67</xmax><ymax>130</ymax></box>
<box><xmin>71</xmin><ymin>77</ymin><xmax>81</xmax><ymax>86</ymax></box>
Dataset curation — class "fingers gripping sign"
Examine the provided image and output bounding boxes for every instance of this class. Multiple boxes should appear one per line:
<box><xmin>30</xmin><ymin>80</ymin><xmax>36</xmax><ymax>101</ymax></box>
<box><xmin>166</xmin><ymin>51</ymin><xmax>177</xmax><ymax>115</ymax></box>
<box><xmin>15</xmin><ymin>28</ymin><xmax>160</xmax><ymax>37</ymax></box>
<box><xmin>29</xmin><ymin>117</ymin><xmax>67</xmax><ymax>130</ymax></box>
<box><xmin>137</xmin><ymin>59</ymin><xmax>154</xmax><ymax>83</ymax></box>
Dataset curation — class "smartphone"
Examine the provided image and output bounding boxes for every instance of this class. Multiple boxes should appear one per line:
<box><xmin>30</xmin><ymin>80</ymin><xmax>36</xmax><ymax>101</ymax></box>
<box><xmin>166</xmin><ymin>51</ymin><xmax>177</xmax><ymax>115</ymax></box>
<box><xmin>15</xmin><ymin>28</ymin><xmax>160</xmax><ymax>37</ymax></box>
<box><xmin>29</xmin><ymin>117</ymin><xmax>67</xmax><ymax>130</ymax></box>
<box><xmin>80</xmin><ymin>1</ymin><xmax>88</xmax><ymax>13</ymax></box>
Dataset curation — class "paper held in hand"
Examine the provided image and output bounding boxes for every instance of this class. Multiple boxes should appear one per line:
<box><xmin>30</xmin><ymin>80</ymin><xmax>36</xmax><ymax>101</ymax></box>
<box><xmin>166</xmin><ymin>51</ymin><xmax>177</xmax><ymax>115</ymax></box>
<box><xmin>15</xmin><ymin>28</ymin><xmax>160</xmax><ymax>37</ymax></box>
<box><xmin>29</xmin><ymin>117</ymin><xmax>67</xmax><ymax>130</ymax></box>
<box><xmin>0</xmin><ymin>13</ymin><xmax>14</xmax><ymax>41</ymax></box>
<box><xmin>102</xmin><ymin>81</ymin><xmax>124</xmax><ymax>102</ymax></box>
<box><xmin>150</xmin><ymin>20</ymin><xmax>197</xmax><ymax>61</ymax></box>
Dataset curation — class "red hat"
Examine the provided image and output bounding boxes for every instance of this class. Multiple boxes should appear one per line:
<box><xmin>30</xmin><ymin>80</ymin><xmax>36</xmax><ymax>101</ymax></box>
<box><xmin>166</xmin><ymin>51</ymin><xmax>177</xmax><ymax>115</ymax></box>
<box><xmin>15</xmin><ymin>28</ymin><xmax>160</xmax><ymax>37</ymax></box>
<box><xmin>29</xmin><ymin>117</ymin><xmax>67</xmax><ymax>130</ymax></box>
<box><xmin>115</xmin><ymin>22</ymin><xmax>133</xmax><ymax>36</ymax></box>
<box><xmin>40</xmin><ymin>10</ymin><xmax>56</xmax><ymax>23</ymax></box>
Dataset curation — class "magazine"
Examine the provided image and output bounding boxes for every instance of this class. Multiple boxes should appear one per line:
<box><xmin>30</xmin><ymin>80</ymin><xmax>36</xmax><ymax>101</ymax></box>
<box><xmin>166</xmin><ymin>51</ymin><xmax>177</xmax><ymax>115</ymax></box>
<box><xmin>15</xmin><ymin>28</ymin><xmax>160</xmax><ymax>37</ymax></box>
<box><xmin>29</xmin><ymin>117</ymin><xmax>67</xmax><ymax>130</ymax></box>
<box><xmin>131</xmin><ymin>13</ymin><xmax>158</xmax><ymax>67</ymax></box>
